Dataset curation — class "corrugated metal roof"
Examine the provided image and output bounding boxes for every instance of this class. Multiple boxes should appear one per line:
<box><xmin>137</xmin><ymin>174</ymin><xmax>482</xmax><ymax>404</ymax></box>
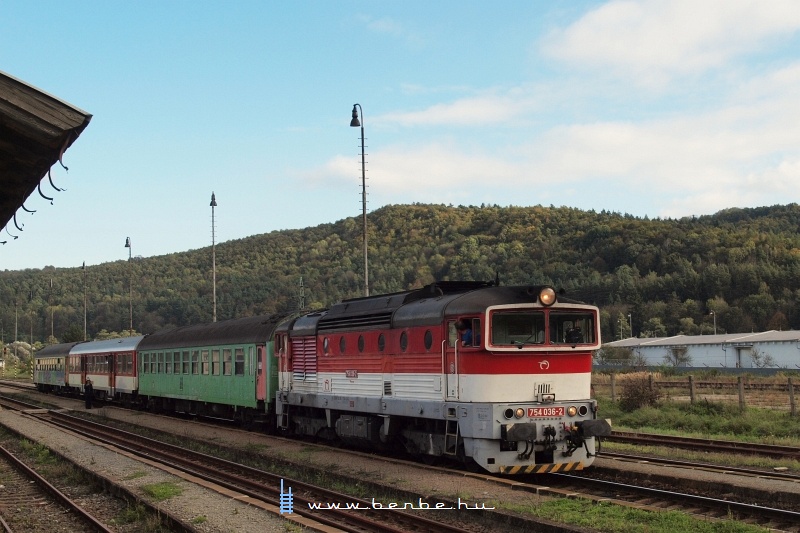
<box><xmin>605</xmin><ymin>330</ymin><xmax>800</xmax><ymax>348</ymax></box>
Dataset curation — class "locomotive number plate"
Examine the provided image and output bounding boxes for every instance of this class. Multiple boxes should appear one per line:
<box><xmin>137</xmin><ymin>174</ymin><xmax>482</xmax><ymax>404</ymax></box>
<box><xmin>528</xmin><ymin>407</ymin><xmax>564</xmax><ymax>417</ymax></box>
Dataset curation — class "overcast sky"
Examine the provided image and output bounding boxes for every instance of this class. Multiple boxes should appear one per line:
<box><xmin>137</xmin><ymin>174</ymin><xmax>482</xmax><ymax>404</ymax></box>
<box><xmin>3</xmin><ymin>0</ymin><xmax>800</xmax><ymax>271</ymax></box>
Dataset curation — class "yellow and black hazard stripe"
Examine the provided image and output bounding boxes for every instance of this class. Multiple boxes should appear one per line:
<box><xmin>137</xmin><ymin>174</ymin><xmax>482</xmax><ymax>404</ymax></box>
<box><xmin>498</xmin><ymin>461</ymin><xmax>584</xmax><ymax>475</ymax></box>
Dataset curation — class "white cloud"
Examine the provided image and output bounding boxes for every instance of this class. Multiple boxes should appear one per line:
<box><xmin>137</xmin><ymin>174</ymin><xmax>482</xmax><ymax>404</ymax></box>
<box><xmin>377</xmin><ymin>89</ymin><xmax>539</xmax><ymax>127</ymax></box>
<box><xmin>542</xmin><ymin>0</ymin><xmax>800</xmax><ymax>86</ymax></box>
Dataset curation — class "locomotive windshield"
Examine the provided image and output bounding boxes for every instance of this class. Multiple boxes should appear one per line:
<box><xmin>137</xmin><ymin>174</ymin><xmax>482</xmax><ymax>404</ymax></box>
<box><xmin>491</xmin><ymin>311</ymin><xmax>546</xmax><ymax>346</ymax></box>
<box><xmin>491</xmin><ymin>310</ymin><xmax>596</xmax><ymax>347</ymax></box>
<box><xmin>550</xmin><ymin>312</ymin><xmax>595</xmax><ymax>345</ymax></box>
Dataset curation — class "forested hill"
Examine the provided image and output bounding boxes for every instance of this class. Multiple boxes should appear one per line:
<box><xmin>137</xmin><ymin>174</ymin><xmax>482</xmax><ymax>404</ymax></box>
<box><xmin>3</xmin><ymin>202</ymin><xmax>800</xmax><ymax>346</ymax></box>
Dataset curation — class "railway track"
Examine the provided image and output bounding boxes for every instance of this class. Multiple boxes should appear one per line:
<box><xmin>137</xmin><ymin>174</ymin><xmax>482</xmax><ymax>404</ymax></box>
<box><xmin>607</xmin><ymin>430</ymin><xmax>800</xmax><ymax>461</ymax></box>
<box><xmin>0</xmin><ymin>443</ymin><xmax>113</xmax><ymax>533</ymax></box>
<box><xmin>29</xmin><ymin>410</ymin><xmax>478</xmax><ymax>533</ymax></box>
<box><xmin>599</xmin><ymin>450</ymin><xmax>800</xmax><ymax>482</ymax></box>
<box><xmin>43</xmin><ymin>406</ymin><xmax>800</xmax><ymax>533</ymax></box>
<box><xmin>544</xmin><ymin>471</ymin><xmax>800</xmax><ymax>532</ymax></box>
<box><xmin>6</xmin><ymin>381</ymin><xmax>800</xmax><ymax>532</ymax></box>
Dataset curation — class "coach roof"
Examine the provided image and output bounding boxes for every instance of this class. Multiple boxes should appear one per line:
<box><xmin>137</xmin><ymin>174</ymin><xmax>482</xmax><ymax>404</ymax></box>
<box><xmin>70</xmin><ymin>336</ymin><xmax>145</xmax><ymax>355</ymax></box>
<box><xmin>138</xmin><ymin>315</ymin><xmax>281</xmax><ymax>351</ymax></box>
<box><xmin>35</xmin><ymin>341</ymin><xmax>82</xmax><ymax>359</ymax></box>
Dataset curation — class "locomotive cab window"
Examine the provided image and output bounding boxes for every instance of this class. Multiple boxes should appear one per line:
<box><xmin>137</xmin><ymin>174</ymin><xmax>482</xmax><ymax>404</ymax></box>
<box><xmin>551</xmin><ymin>312</ymin><xmax>595</xmax><ymax>344</ymax></box>
<box><xmin>450</xmin><ymin>318</ymin><xmax>481</xmax><ymax>348</ymax></box>
<box><xmin>491</xmin><ymin>311</ymin><xmax>545</xmax><ymax>347</ymax></box>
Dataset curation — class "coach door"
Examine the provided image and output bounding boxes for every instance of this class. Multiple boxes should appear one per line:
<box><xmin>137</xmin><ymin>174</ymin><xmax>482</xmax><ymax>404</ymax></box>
<box><xmin>108</xmin><ymin>354</ymin><xmax>117</xmax><ymax>399</ymax></box>
<box><xmin>256</xmin><ymin>345</ymin><xmax>267</xmax><ymax>401</ymax></box>
<box><xmin>444</xmin><ymin>320</ymin><xmax>459</xmax><ymax>400</ymax></box>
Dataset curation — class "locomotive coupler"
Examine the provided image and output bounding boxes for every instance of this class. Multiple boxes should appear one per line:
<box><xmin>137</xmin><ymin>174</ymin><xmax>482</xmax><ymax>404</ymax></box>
<box><xmin>534</xmin><ymin>425</ymin><xmax>557</xmax><ymax>453</ymax></box>
<box><xmin>562</xmin><ymin>424</ymin><xmax>584</xmax><ymax>457</ymax></box>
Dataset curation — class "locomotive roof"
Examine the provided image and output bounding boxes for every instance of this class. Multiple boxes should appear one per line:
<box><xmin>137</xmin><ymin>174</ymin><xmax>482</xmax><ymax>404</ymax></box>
<box><xmin>394</xmin><ymin>285</ymin><xmax>566</xmax><ymax>327</ymax></box>
<box><xmin>315</xmin><ymin>281</ymin><xmax>550</xmax><ymax>331</ymax></box>
<box><xmin>291</xmin><ymin>282</ymin><xmax>589</xmax><ymax>334</ymax></box>
<box><xmin>70</xmin><ymin>336</ymin><xmax>145</xmax><ymax>355</ymax></box>
<box><xmin>138</xmin><ymin>314</ymin><xmax>281</xmax><ymax>350</ymax></box>
<box><xmin>35</xmin><ymin>341</ymin><xmax>82</xmax><ymax>359</ymax></box>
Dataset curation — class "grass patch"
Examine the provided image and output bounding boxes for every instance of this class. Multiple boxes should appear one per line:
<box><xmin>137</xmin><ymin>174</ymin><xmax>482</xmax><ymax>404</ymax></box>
<box><xmin>499</xmin><ymin>498</ymin><xmax>768</xmax><ymax>533</ymax></box>
<box><xmin>598</xmin><ymin>398</ymin><xmax>800</xmax><ymax>446</ymax></box>
<box><xmin>124</xmin><ymin>470</ymin><xmax>148</xmax><ymax>480</ymax></box>
<box><xmin>18</xmin><ymin>439</ymin><xmax>58</xmax><ymax>465</ymax></box>
<box><xmin>141</xmin><ymin>482</ymin><xmax>183</xmax><ymax>501</ymax></box>
<box><xmin>115</xmin><ymin>503</ymin><xmax>149</xmax><ymax>524</ymax></box>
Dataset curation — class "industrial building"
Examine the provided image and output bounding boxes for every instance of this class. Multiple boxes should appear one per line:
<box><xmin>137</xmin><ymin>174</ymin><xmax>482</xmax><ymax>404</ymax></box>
<box><xmin>602</xmin><ymin>331</ymin><xmax>800</xmax><ymax>370</ymax></box>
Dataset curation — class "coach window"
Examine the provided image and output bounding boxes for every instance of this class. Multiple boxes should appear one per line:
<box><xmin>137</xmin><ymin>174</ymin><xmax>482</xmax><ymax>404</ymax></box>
<box><xmin>165</xmin><ymin>352</ymin><xmax>173</xmax><ymax>374</ymax></box>
<box><xmin>235</xmin><ymin>348</ymin><xmax>245</xmax><ymax>376</ymax></box>
<box><xmin>399</xmin><ymin>332</ymin><xmax>408</xmax><ymax>352</ymax></box>
<box><xmin>358</xmin><ymin>335</ymin><xmax>365</xmax><ymax>353</ymax></box>
<box><xmin>157</xmin><ymin>352</ymin><xmax>164</xmax><ymax>374</ymax></box>
<box><xmin>212</xmin><ymin>349</ymin><xmax>220</xmax><ymax>375</ymax></box>
<box><xmin>182</xmin><ymin>351</ymin><xmax>190</xmax><ymax>374</ymax></box>
<box><xmin>202</xmin><ymin>350</ymin><xmax>210</xmax><ymax>375</ymax></box>
<box><xmin>171</xmin><ymin>352</ymin><xmax>179</xmax><ymax>373</ymax></box>
<box><xmin>223</xmin><ymin>349</ymin><xmax>232</xmax><ymax>376</ymax></box>
<box><xmin>191</xmin><ymin>350</ymin><xmax>200</xmax><ymax>374</ymax></box>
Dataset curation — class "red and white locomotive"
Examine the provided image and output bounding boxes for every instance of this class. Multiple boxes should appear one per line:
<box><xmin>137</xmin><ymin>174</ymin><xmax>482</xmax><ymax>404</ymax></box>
<box><xmin>275</xmin><ymin>281</ymin><xmax>610</xmax><ymax>474</ymax></box>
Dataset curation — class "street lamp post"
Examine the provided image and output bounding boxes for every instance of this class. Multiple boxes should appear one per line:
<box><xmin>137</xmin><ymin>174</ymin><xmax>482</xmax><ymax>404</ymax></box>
<box><xmin>210</xmin><ymin>192</ymin><xmax>217</xmax><ymax>322</ymax></box>
<box><xmin>350</xmin><ymin>103</ymin><xmax>369</xmax><ymax>297</ymax></box>
<box><xmin>82</xmin><ymin>262</ymin><xmax>87</xmax><ymax>341</ymax></box>
<box><xmin>710</xmin><ymin>311</ymin><xmax>717</xmax><ymax>335</ymax></box>
<box><xmin>628</xmin><ymin>313</ymin><xmax>633</xmax><ymax>338</ymax></box>
<box><xmin>125</xmin><ymin>237</ymin><xmax>132</xmax><ymax>336</ymax></box>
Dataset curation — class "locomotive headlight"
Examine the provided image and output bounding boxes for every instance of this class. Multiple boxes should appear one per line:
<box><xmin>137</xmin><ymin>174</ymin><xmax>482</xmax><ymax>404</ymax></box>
<box><xmin>503</xmin><ymin>408</ymin><xmax>514</xmax><ymax>419</ymax></box>
<box><xmin>515</xmin><ymin>408</ymin><xmax>525</xmax><ymax>419</ymax></box>
<box><xmin>567</xmin><ymin>405</ymin><xmax>578</xmax><ymax>417</ymax></box>
<box><xmin>539</xmin><ymin>287</ymin><xmax>556</xmax><ymax>306</ymax></box>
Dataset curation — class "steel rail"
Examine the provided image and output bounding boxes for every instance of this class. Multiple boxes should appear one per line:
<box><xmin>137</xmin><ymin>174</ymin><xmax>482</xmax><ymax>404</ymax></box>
<box><xmin>0</xmin><ymin>444</ymin><xmax>114</xmax><ymax>533</ymax></box>
<box><xmin>551</xmin><ymin>471</ymin><xmax>800</xmax><ymax>528</ymax></box>
<box><xmin>608</xmin><ymin>430</ymin><xmax>800</xmax><ymax>460</ymax></box>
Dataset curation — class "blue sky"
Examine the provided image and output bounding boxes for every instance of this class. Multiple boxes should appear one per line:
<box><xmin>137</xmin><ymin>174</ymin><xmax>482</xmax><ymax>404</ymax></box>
<box><xmin>3</xmin><ymin>1</ymin><xmax>800</xmax><ymax>271</ymax></box>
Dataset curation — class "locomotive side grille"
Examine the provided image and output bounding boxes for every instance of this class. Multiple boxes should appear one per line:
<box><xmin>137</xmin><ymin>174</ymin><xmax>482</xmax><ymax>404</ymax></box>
<box><xmin>291</xmin><ymin>337</ymin><xmax>317</xmax><ymax>382</ymax></box>
<box><xmin>318</xmin><ymin>311</ymin><xmax>393</xmax><ymax>332</ymax></box>
<box><xmin>383</xmin><ymin>381</ymin><xmax>392</xmax><ymax>396</ymax></box>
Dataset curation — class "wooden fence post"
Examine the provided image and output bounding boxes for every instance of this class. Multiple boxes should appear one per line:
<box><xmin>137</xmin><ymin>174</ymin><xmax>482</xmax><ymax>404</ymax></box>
<box><xmin>611</xmin><ymin>373</ymin><xmax>616</xmax><ymax>403</ymax></box>
<box><xmin>738</xmin><ymin>376</ymin><xmax>745</xmax><ymax>411</ymax></box>
<box><xmin>689</xmin><ymin>375</ymin><xmax>695</xmax><ymax>404</ymax></box>
<box><xmin>789</xmin><ymin>378</ymin><xmax>796</xmax><ymax>417</ymax></box>
<box><xmin>649</xmin><ymin>373</ymin><xmax>654</xmax><ymax>392</ymax></box>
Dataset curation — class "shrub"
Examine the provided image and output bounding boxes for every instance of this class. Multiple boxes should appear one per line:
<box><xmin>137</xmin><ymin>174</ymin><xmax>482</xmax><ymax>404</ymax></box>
<box><xmin>619</xmin><ymin>374</ymin><xmax>661</xmax><ymax>412</ymax></box>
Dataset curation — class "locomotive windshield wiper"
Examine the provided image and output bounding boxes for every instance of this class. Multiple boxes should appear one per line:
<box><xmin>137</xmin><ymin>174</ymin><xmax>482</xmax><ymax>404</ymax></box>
<box><xmin>513</xmin><ymin>334</ymin><xmax>541</xmax><ymax>349</ymax></box>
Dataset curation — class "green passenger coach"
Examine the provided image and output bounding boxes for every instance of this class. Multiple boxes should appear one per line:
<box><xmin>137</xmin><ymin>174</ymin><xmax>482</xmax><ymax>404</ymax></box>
<box><xmin>136</xmin><ymin>315</ymin><xmax>282</xmax><ymax>427</ymax></box>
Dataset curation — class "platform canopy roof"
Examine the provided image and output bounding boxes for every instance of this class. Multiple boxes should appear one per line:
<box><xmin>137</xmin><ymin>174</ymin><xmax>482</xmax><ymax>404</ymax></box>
<box><xmin>0</xmin><ymin>70</ymin><xmax>92</xmax><ymax>236</ymax></box>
